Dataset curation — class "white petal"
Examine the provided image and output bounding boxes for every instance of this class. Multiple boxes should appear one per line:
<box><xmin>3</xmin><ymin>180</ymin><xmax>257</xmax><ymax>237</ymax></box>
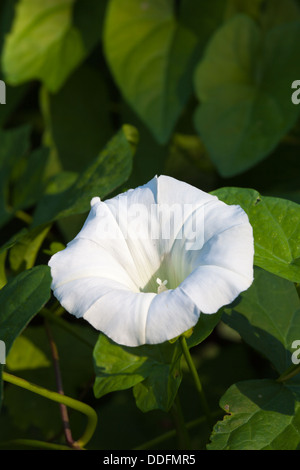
<box><xmin>74</xmin><ymin>178</ymin><xmax>162</xmax><ymax>291</ymax></box>
<box><xmin>52</xmin><ymin>275</ymin><xmax>156</xmax><ymax>346</ymax></box>
<box><xmin>145</xmin><ymin>288</ymin><xmax>200</xmax><ymax>344</ymax></box>
<box><xmin>83</xmin><ymin>285</ymin><xmax>156</xmax><ymax>346</ymax></box>
<box><xmin>156</xmin><ymin>175</ymin><xmax>215</xmax><ymax>206</ymax></box>
<box><xmin>170</xmin><ymin>199</ymin><xmax>253</xmax><ymax>281</ymax></box>
<box><xmin>155</xmin><ymin>175</ymin><xmax>217</xmax><ymax>255</ymax></box>
<box><xmin>49</xmin><ymin>238</ymin><xmax>139</xmax><ymax>292</ymax></box>
<box><xmin>177</xmin><ymin>200</ymin><xmax>254</xmax><ymax>313</ymax></box>
<box><xmin>180</xmin><ymin>264</ymin><xmax>252</xmax><ymax>314</ymax></box>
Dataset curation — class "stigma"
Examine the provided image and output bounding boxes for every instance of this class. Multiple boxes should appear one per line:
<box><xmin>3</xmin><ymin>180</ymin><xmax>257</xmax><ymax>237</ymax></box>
<box><xmin>156</xmin><ymin>278</ymin><xmax>168</xmax><ymax>294</ymax></box>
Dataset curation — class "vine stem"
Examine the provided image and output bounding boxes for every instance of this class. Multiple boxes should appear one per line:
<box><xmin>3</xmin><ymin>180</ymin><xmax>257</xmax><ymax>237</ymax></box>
<box><xmin>277</xmin><ymin>363</ymin><xmax>300</xmax><ymax>383</ymax></box>
<box><xmin>179</xmin><ymin>336</ymin><xmax>212</xmax><ymax>425</ymax></box>
<box><xmin>44</xmin><ymin>319</ymin><xmax>78</xmax><ymax>449</ymax></box>
<box><xmin>2</xmin><ymin>371</ymin><xmax>98</xmax><ymax>449</ymax></box>
<box><xmin>14</xmin><ymin>210</ymin><xmax>33</xmax><ymax>225</ymax></box>
<box><xmin>134</xmin><ymin>410</ymin><xmax>222</xmax><ymax>450</ymax></box>
<box><xmin>171</xmin><ymin>394</ymin><xmax>191</xmax><ymax>449</ymax></box>
<box><xmin>0</xmin><ymin>439</ymin><xmax>72</xmax><ymax>450</ymax></box>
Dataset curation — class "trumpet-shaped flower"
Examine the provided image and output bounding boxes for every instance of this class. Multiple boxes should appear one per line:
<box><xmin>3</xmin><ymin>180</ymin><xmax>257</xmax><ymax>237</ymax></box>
<box><xmin>48</xmin><ymin>175</ymin><xmax>254</xmax><ymax>347</ymax></box>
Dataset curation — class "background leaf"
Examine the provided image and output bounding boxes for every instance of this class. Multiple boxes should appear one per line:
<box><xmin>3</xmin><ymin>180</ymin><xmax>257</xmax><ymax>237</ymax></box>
<box><xmin>93</xmin><ymin>333</ymin><xmax>182</xmax><ymax>412</ymax></box>
<box><xmin>0</xmin><ymin>125</ymin><xmax>31</xmax><ymax>228</ymax></box>
<box><xmin>194</xmin><ymin>14</ymin><xmax>300</xmax><ymax>176</ymax></box>
<box><xmin>46</xmin><ymin>65</ymin><xmax>113</xmax><ymax>173</ymax></box>
<box><xmin>10</xmin><ymin>147</ymin><xmax>49</xmax><ymax>211</ymax></box>
<box><xmin>213</xmin><ymin>187</ymin><xmax>300</xmax><ymax>283</ymax></box>
<box><xmin>104</xmin><ymin>0</ymin><xmax>198</xmax><ymax>143</ymax></box>
<box><xmin>208</xmin><ymin>379</ymin><xmax>300</xmax><ymax>450</ymax></box>
<box><xmin>2</xmin><ymin>0</ymin><xmax>86</xmax><ymax>92</ymax></box>
<box><xmin>223</xmin><ymin>268</ymin><xmax>300</xmax><ymax>377</ymax></box>
<box><xmin>32</xmin><ymin>125</ymin><xmax>138</xmax><ymax>226</ymax></box>
<box><xmin>0</xmin><ymin>265</ymin><xmax>51</xmax><ymax>409</ymax></box>
<box><xmin>187</xmin><ymin>311</ymin><xmax>222</xmax><ymax>349</ymax></box>
<box><xmin>6</xmin><ymin>335</ymin><xmax>51</xmax><ymax>371</ymax></box>
<box><xmin>0</xmin><ymin>265</ymin><xmax>51</xmax><ymax>353</ymax></box>
<box><xmin>8</xmin><ymin>225</ymin><xmax>51</xmax><ymax>274</ymax></box>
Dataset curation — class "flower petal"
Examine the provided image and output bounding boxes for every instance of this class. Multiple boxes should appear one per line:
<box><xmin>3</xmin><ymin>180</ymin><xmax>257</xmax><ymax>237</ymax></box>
<box><xmin>155</xmin><ymin>175</ymin><xmax>217</xmax><ymax>256</ymax></box>
<box><xmin>177</xmin><ymin>199</ymin><xmax>254</xmax><ymax>313</ymax></box>
<box><xmin>74</xmin><ymin>178</ymin><xmax>163</xmax><ymax>291</ymax></box>
<box><xmin>145</xmin><ymin>288</ymin><xmax>200</xmax><ymax>344</ymax></box>
<box><xmin>49</xmin><ymin>238</ymin><xmax>139</xmax><ymax>291</ymax></box>
<box><xmin>53</xmin><ymin>275</ymin><xmax>156</xmax><ymax>346</ymax></box>
<box><xmin>180</xmin><ymin>264</ymin><xmax>251</xmax><ymax>314</ymax></box>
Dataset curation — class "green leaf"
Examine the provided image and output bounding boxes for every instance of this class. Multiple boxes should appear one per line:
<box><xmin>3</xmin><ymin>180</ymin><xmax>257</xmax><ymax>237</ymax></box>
<box><xmin>223</xmin><ymin>268</ymin><xmax>300</xmax><ymax>377</ymax></box>
<box><xmin>0</xmin><ymin>251</ymin><xmax>7</xmax><ymax>289</ymax></box>
<box><xmin>224</xmin><ymin>0</ymin><xmax>300</xmax><ymax>26</ymax></box>
<box><xmin>0</xmin><ymin>228</ymin><xmax>28</xmax><ymax>255</ymax></box>
<box><xmin>104</xmin><ymin>0</ymin><xmax>198</xmax><ymax>143</ymax></box>
<box><xmin>0</xmin><ymin>0</ymin><xmax>29</xmax><ymax>127</ymax></box>
<box><xmin>212</xmin><ymin>187</ymin><xmax>300</xmax><ymax>282</ymax></box>
<box><xmin>93</xmin><ymin>334</ymin><xmax>182</xmax><ymax>412</ymax></box>
<box><xmin>259</xmin><ymin>0</ymin><xmax>300</xmax><ymax>29</ymax></box>
<box><xmin>0</xmin><ymin>265</ymin><xmax>51</xmax><ymax>353</ymax></box>
<box><xmin>0</xmin><ymin>0</ymin><xmax>29</xmax><ymax>124</ymax></box>
<box><xmin>194</xmin><ymin>15</ymin><xmax>300</xmax><ymax>176</ymax></box>
<box><xmin>187</xmin><ymin>311</ymin><xmax>222</xmax><ymax>349</ymax></box>
<box><xmin>120</xmin><ymin>99</ymin><xmax>169</xmax><ymax>188</ymax></box>
<box><xmin>32</xmin><ymin>125</ymin><xmax>138</xmax><ymax>226</ymax></box>
<box><xmin>9</xmin><ymin>224</ymin><xmax>51</xmax><ymax>273</ymax></box>
<box><xmin>72</xmin><ymin>0</ymin><xmax>107</xmax><ymax>52</ymax></box>
<box><xmin>208</xmin><ymin>379</ymin><xmax>300</xmax><ymax>450</ymax></box>
<box><xmin>6</xmin><ymin>335</ymin><xmax>51</xmax><ymax>371</ymax></box>
<box><xmin>10</xmin><ymin>147</ymin><xmax>49</xmax><ymax>211</ymax></box>
<box><xmin>0</xmin><ymin>265</ymin><xmax>51</xmax><ymax>409</ymax></box>
<box><xmin>93</xmin><ymin>334</ymin><xmax>149</xmax><ymax>397</ymax></box>
<box><xmin>0</xmin><ymin>125</ymin><xmax>31</xmax><ymax>228</ymax></box>
<box><xmin>225</xmin><ymin>0</ymin><xmax>264</xmax><ymax>21</ymax></box>
<box><xmin>47</xmin><ymin>65</ymin><xmax>113</xmax><ymax>172</ymax></box>
<box><xmin>2</xmin><ymin>0</ymin><xmax>86</xmax><ymax>92</ymax></box>
<box><xmin>132</xmin><ymin>350</ymin><xmax>181</xmax><ymax>412</ymax></box>
<box><xmin>0</xmin><ymin>365</ymin><xmax>3</xmax><ymax>412</ymax></box>
<box><xmin>43</xmin><ymin>241</ymin><xmax>65</xmax><ymax>256</ymax></box>
<box><xmin>180</xmin><ymin>0</ymin><xmax>226</xmax><ymax>41</ymax></box>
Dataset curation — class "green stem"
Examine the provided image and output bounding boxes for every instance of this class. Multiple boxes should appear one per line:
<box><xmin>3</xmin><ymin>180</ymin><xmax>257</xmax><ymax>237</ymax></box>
<box><xmin>179</xmin><ymin>336</ymin><xmax>211</xmax><ymax>425</ymax></box>
<box><xmin>44</xmin><ymin>319</ymin><xmax>78</xmax><ymax>449</ymax></box>
<box><xmin>134</xmin><ymin>410</ymin><xmax>222</xmax><ymax>450</ymax></box>
<box><xmin>0</xmin><ymin>439</ymin><xmax>72</xmax><ymax>450</ymax></box>
<box><xmin>2</xmin><ymin>372</ymin><xmax>98</xmax><ymax>448</ymax></box>
<box><xmin>277</xmin><ymin>363</ymin><xmax>300</xmax><ymax>383</ymax></box>
<box><xmin>14</xmin><ymin>210</ymin><xmax>33</xmax><ymax>225</ymax></box>
<box><xmin>171</xmin><ymin>395</ymin><xmax>191</xmax><ymax>450</ymax></box>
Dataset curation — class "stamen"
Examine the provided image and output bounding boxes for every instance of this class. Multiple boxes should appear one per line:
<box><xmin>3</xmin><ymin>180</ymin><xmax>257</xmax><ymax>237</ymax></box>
<box><xmin>156</xmin><ymin>278</ymin><xmax>168</xmax><ymax>294</ymax></box>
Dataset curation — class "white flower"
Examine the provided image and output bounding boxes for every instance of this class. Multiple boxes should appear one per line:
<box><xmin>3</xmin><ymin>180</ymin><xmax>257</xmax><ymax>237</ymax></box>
<box><xmin>48</xmin><ymin>175</ymin><xmax>254</xmax><ymax>347</ymax></box>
